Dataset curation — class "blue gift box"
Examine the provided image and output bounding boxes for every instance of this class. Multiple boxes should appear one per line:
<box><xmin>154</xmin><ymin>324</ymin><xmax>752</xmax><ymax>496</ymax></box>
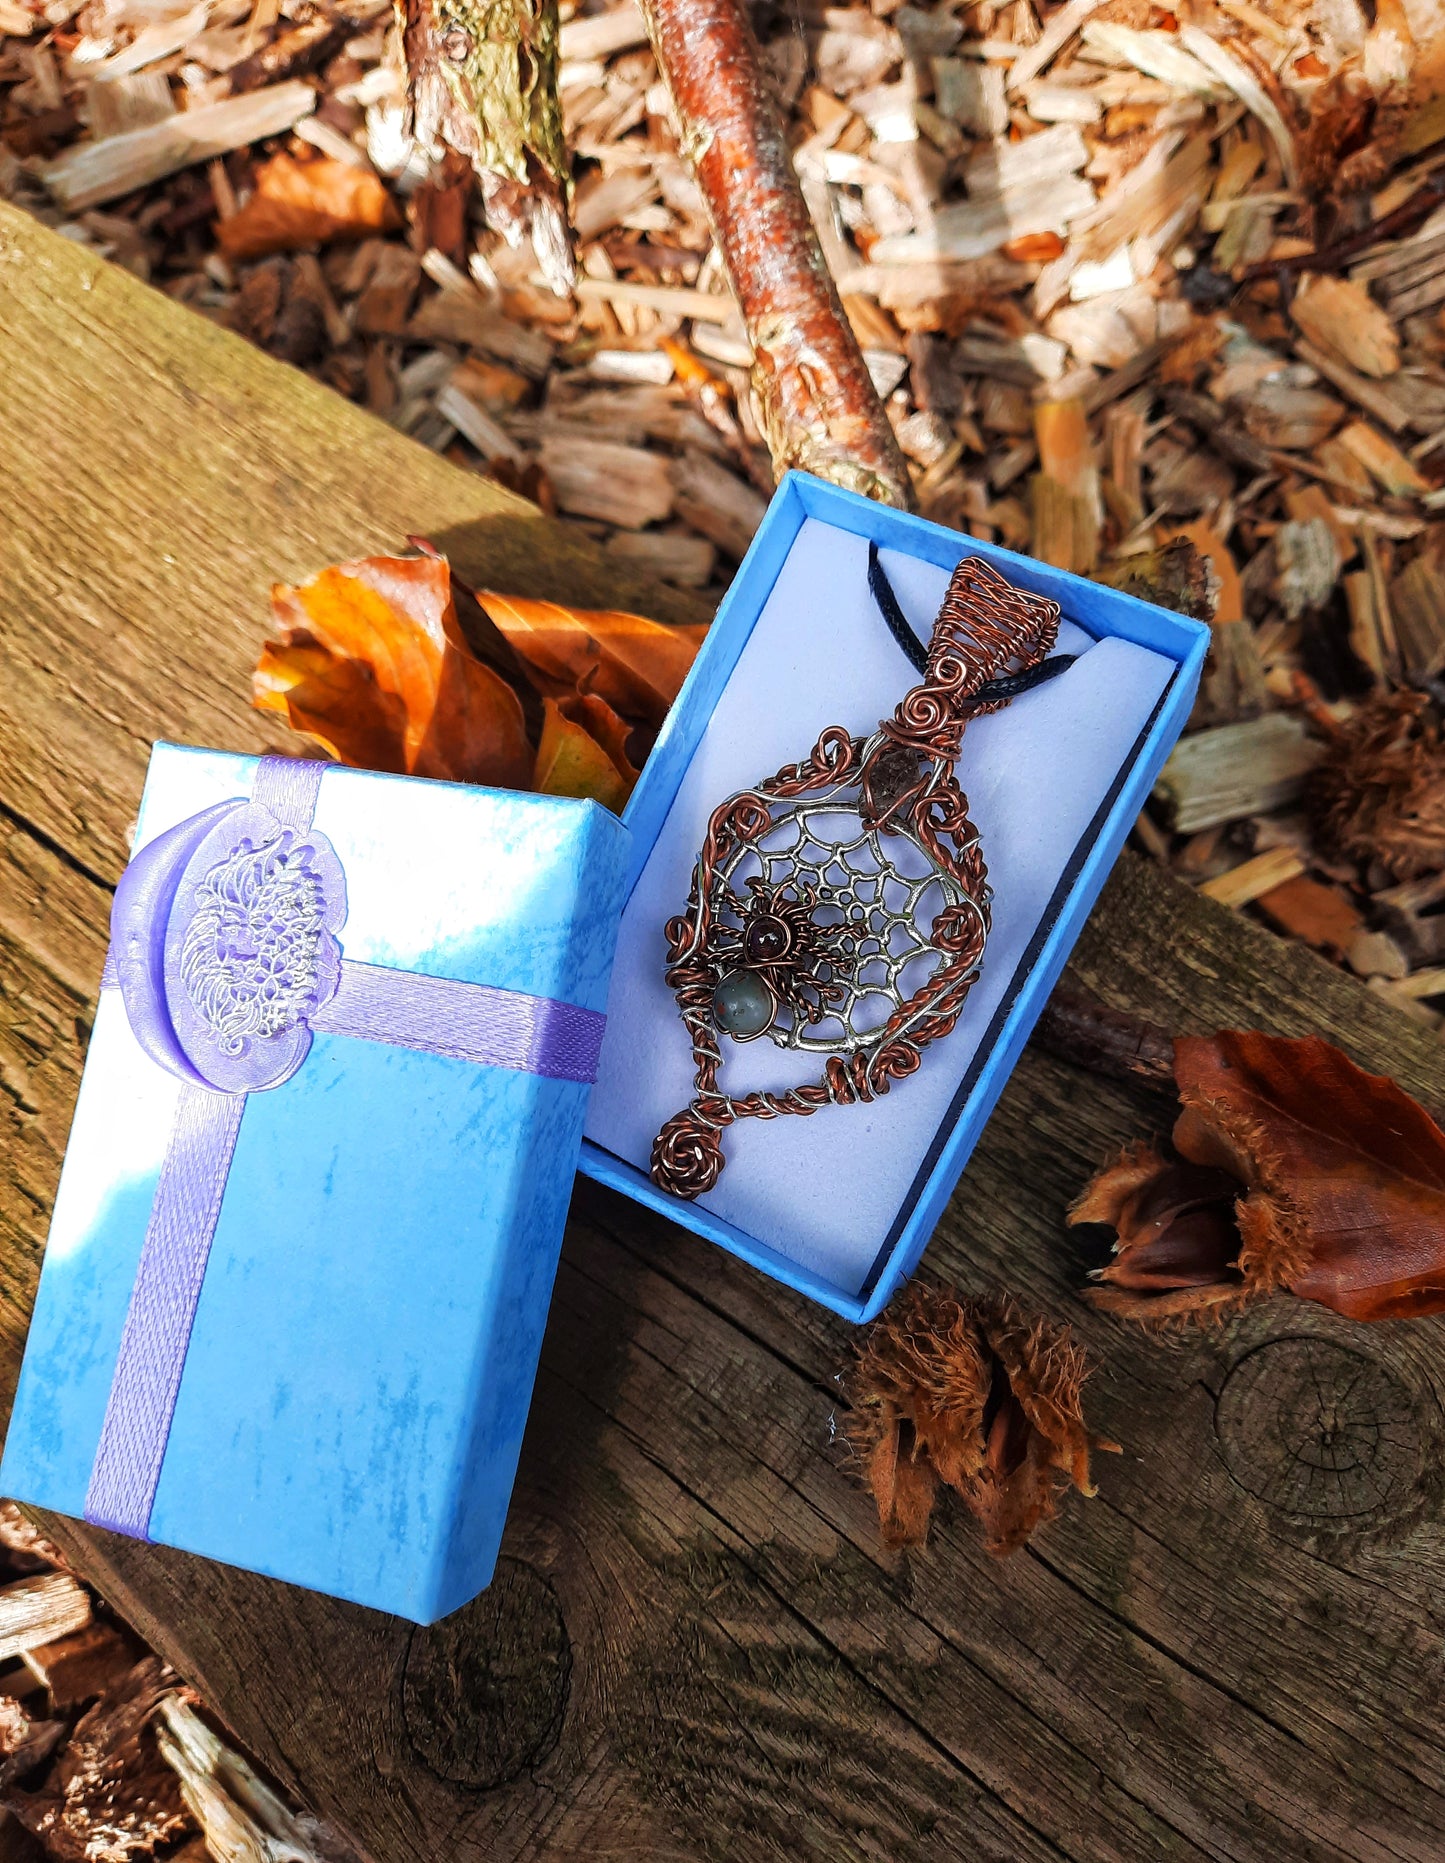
<box><xmin>5</xmin><ymin>472</ymin><xmax>1208</xmax><ymax>1623</ymax></box>
<box><xmin>2</xmin><ymin>748</ymin><xmax>630</xmax><ymax>1624</ymax></box>
<box><xmin>581</xmin><ymin>472</ymin><xmax>1210</xmax><ymax>1323</ymax></box>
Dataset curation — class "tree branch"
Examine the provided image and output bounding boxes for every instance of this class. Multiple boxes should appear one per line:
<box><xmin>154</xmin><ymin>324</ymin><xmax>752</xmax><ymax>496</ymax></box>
<box><xmin>638</xmin><ymin>0</ymin><xmax>913</xmax><ymax>505</ymax></box>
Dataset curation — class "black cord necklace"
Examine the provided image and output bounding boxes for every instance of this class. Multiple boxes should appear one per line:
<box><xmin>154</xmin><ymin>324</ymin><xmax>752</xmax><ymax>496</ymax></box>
<box><xmin>866</xmin><ymin>542</ymin><xmax>1077</xmax><ymax>697</ymax></box>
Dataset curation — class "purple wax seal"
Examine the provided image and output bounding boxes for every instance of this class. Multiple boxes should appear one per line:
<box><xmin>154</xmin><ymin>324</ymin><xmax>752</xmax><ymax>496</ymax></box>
<box><xmin>111</xmin><ymin>797</ymin><xmax>347</xmax><ymax>1094</ymax></box>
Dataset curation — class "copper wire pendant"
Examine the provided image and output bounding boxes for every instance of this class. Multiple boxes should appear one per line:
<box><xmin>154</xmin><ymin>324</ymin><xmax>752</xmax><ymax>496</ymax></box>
<box><xmin>650</xmin><ymin>550</ymin><xmax>1066</xmax><ymax>1201</ymax></box>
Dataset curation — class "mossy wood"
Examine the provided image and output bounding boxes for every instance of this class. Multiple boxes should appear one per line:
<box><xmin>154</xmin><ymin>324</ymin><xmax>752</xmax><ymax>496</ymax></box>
<box><xmin>398</xmin><ymin>0</ymin><xmax>571</xmax><ymax>290</ymax></box>
<box><xmin>2</xmin><ymin>202</ymin><xmax>1443</xmax><ymax>1862</ymax></box>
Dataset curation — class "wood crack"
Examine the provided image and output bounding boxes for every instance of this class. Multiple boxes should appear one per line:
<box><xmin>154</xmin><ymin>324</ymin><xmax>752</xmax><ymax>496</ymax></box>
<box><xmin>0</xmin><ymin>797</ymin><xmax>115</xmax><ymax>898</ymax></box>
<box><xmin>539</xmin><ymin>1323</ymin><xmax>1188</xmax><ymax>1863</ymax></box>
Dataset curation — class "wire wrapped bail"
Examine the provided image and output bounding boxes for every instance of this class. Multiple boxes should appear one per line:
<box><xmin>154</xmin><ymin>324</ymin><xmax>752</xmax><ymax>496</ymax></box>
<box><xmin>925</xmin><ymin>555</ymin><xmax>1063</xmax><ymax>718</ymax></box>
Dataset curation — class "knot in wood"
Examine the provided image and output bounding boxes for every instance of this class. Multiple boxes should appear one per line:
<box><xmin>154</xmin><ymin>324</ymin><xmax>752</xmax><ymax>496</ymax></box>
<box><xmin>1215</xmin><ymin>1337</ymin><xmax>1422</xmax><ymax>1527</ymax></box>
<box><xmin>402</xmin><ymin>1558</ymin><xmax>571</xmax><ymax>1788</ymax></box>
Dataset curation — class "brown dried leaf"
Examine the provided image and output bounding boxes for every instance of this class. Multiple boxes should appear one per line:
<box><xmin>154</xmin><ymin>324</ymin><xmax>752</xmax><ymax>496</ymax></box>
<box><xmin>1075</xmin><ymin>1030</ymin><xmax>1445</xmax><ymax>1323</ymax></box>
<box><xmin>533</xmin><ymin>694</ymin><xmax>636</xmax><ymax>811</ymax></box>
<box><xmin>845</xmin><ymin>1284</ymin><xmax>1114</xmax><ymax>1555</ymax></box>
<box><xmin>256</xmin><ymin>555</ymin><xmax>532</xmax><ymax>788</ymax></box>
<box><xmin>1310</xmin><ymin>693</ymin><xmax>1445</xmax><ymax>882</ymax></box>
<box><xmin>217</xmin><ymin>153</ymin><xmax>400</xmax><ymax>263</ymax></box>
<box><xmin>476</xmin><ymin>589</ymin><xmax>705</xmax><ymax>727</ymax></box>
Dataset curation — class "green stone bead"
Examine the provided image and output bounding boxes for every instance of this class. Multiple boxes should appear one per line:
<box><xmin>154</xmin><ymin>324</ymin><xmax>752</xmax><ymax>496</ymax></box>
<box><xmin>713</xmin><ymin>969</ymin><xmax>774</xmax><ymax>1040</ymax></box>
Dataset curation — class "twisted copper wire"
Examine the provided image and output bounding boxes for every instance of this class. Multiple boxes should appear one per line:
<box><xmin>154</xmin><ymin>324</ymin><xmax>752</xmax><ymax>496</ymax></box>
<box><xmin>651</xmin><ymin>555</ymin><xmax>1062</xmax><ymax>1200</ymax></box>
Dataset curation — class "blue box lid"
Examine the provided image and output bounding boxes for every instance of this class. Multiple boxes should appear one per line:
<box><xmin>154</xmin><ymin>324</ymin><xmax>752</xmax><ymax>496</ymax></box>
<box><xmin>2</xmin><ymin>746</ymin><xmax>631</xmax><ymax>1624</ymax></box>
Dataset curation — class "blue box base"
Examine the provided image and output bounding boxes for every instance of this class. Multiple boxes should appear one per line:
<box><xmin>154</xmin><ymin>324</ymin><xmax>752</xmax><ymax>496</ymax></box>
<box><xmin>3</xmin><ymin>755</ymin><xmax>632</xmax><ymax>1622</ymax></box>
<box><xmin>580</xmin><ymin>472</ymin><xmax>1209</xmax><ymax>1322</ymax></box>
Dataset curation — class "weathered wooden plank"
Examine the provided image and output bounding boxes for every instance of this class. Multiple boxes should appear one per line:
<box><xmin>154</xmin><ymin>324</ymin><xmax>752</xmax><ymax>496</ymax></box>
<box><xmin>3</xmin><ymin>200</ymin><xmax>1445</xmax><ymax>1862</ymax></box>
<box><xmin>0</xmin><ymin>821</ymin><xmax>100</xmax><ymax>1409</ymax></box>
<box><xmin>0</xmin><ymin>202</ymin><xmax>704</xmax><ymax>885</ymax></box>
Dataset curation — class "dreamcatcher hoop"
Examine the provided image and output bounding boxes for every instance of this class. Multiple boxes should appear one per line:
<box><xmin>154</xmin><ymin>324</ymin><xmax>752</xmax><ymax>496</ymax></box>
<box><xmin>650</xmin><ymin>550</ymin><xmax>1066</xmax><ymax>1202</ymax></box>
<box><xmin>706</xmin><ymin>763</ymin><xmax>982</xmax><ymax>1058</ymax></box>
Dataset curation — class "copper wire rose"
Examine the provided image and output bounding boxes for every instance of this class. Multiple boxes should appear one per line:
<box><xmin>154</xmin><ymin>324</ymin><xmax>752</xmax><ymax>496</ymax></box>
<box><xmin>651</xmin><ymin>1111</ymin><xmax>726</xmax><ymax>1200</ymax></box>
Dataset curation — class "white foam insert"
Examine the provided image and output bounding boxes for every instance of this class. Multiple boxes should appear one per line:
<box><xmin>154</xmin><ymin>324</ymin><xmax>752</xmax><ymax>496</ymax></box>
<box><xmin>585</xmin><ymin>519</ymin><xmax>1175</xmax><ymax>1295</ymax></box>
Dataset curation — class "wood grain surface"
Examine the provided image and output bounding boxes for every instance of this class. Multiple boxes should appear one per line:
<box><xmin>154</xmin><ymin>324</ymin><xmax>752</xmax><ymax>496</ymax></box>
<box><xmin>3</xmin><ymin>201</ymin><xmax>1444</xmax><ymax>1863</ymax></box>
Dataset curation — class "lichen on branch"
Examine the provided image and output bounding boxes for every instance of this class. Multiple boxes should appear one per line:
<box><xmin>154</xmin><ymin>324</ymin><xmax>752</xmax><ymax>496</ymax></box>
<box><xmin>396</xmin><ymin>0</ymin><xmax>572</xmax><ymax>290</ymax></box>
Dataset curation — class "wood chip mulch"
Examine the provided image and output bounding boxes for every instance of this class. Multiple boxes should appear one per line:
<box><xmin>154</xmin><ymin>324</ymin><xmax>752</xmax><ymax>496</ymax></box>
<box><xmin>0</xmin><ymin>1506</ymin><xmax>358</xmax><ymax>1863</ymax></box>
<box><xmin>2</xmin><ymin>0</ymin><xmax>1444</xmax><ymax>1020</ymax></box>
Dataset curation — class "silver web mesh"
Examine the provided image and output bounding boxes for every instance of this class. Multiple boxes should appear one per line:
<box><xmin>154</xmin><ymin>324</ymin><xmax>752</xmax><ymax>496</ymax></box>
<box><xmin>710</xmin><ymin>795</ymin><xmax>977</xmax><ymax>1055</ymax></box>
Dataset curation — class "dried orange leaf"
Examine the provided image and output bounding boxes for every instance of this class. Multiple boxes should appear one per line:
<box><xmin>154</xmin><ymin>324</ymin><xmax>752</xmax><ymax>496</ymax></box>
<box><xmin>845</xmin><ymin>1284</ymin><xmax>1114</xmax><ymax>1555</ymax></box>
<box><xmin>561</xmin><ymin>692</ymin><xmax>639</xmax><ymax>783</ymax></box>
<box><xmin>253</xmin><ymin>638</ymin><xmax>409</xmax><ymax>768</ymax></box>
<box><xmin>534</xmin><ymin>697</ymin><xmax>632</xmax><ymax>811</ymax></box>
<box><xmin>218</xmin><ymin>152</ymin><xmax>400</xmax><ymax>263</ymax></box>
<box><xmin>1076</xmin><ymin>1030</ymin><xmax>1445</xmax><ymax>1323</ymax></box>
<box><xmin>476</xmin><ymin>590</ymin><xmax>704</xmax><ymax>726</ymax></box>
<box><xmin>257</xmin><ymin>555</ymin><xmax>532</xmax><ymax>789</ymax></box>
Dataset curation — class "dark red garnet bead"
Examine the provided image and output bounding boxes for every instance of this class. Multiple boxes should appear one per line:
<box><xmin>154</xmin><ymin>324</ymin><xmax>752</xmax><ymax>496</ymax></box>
<box><xmin>743</xmin><ymin>913</ymin><xmax>792</xmax><ymax>963</ymax></box>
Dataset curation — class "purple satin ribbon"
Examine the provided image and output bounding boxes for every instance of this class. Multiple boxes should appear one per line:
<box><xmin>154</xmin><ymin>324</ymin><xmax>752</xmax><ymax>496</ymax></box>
<box><xmin>84</xmin><ymin>757</ymin><xmax>605</xmax><ymax>1541</ymax></box>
